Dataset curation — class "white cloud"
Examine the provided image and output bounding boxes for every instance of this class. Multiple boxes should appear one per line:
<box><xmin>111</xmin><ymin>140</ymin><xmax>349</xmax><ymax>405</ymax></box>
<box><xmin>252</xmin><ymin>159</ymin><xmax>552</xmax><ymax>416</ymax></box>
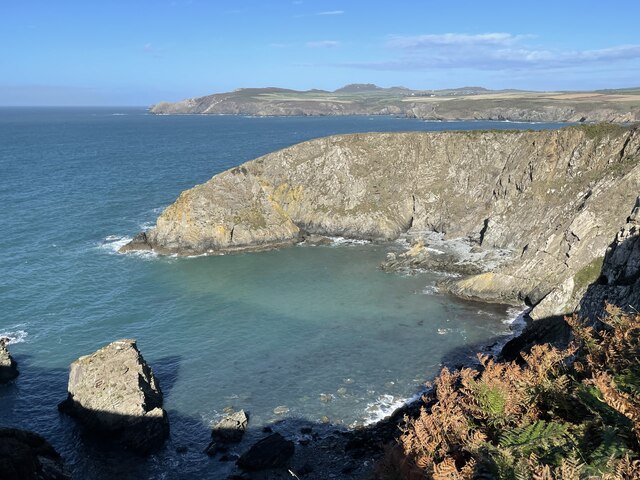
<box><xmin>143</xmin><ymin>43</ymin><xmax>165</xmax><ymax>58</ymax></box>
<box><xmin>316</xmin><ymin>10</ymin><xmax>344</xmax><ymax>15</ymax></box>
<box><xmin>387</xmin><ymin>32</ymin><xmax>522</xmax><ymax>48</ymax></box>
<box><xmin>346</xmin><ymin>33</ymin><xmax>640</xmax><ymax>72</ymax></box>
<box><xmin>306</xmin><ymin>40</ymin><xmax>340</xmax><ymax>48</ymax></box>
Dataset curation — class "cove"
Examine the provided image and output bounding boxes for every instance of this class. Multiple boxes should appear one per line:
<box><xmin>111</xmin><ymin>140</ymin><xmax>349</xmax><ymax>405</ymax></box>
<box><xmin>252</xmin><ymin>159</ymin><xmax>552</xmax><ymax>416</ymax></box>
<box><xmin>0</xmin><ymin>109</ymin><xmax>564</xmax><ymax>478</ymax></box>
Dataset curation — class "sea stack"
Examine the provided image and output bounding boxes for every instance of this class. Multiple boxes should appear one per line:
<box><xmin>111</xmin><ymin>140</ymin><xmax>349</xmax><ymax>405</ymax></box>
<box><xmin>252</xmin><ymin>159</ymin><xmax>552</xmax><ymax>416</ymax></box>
<box><xmin>0</xmin><ymin>338</ymin><xmax>19</xmax><ymax>383</ymax></box>
<box><xmin>58</xmin><ymin>339</ymin><xmax>169</xmax><ymax>454</ymax></box>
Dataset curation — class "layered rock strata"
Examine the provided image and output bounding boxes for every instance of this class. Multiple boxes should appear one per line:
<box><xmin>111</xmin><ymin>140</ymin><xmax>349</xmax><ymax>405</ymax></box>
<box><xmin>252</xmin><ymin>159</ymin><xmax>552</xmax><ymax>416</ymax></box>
<box><xmin>58</xmin><ymin>339</ymin><xmax>169</xmax><ymax>454</ymax></box>
<box><xmin>580</xmin><ymin>197</ymin><xmax>640</xmax><ymax>320</ymax></box>
<box><xmin>122</xmin><ymin>125</ymin><xmax>640</xmax><ymax>318</ymax></box>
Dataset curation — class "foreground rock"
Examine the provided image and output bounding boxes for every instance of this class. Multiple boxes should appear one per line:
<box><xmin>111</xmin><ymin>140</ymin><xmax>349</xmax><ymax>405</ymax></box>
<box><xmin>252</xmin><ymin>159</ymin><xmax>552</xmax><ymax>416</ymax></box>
<box><xmin>58</xmin><ymin>339</ymin><xmax>169</xmax><ymax>454</ymax></box>
<box><xmin>236</xmin><ymin>433</ymin><xmax>294</xmax><ymax>471</ymax></box>
<box><xmin>0</xmin><ymin>338</ymin><xmax>19</xmax><ymax>383</ymax></box>
<box><xmin>123</xmin><ymin>125</ymin><xmax>640</xmax><ymax>318</ymax></box>
<box><xmin>205</xmin><ymin>410</ymin><xmax>249</xmax><ymax>456</ymax></box>
<box><xmin>0</xmin><ymin>428</ymin><xmax>69</xmax><ymax>480</ymax></box>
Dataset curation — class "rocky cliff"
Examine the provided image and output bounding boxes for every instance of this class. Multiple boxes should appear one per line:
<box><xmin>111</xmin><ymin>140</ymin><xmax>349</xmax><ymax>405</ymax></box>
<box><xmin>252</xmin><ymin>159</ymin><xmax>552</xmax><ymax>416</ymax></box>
<box><xmin>122</xmin><ymin>125</ymin><xmax>640</xmax><ymax>318</ymax></box>
<box><xmin>580</xmin><ymin>196</ymin><xmax>640</xmax><ymax>320</ymax></box>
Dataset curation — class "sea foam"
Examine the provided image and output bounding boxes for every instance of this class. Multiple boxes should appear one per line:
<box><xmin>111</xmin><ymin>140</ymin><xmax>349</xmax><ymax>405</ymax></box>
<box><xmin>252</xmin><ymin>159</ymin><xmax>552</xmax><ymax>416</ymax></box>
<box><xmin>0</xmin><ymin>329</ymin><xmax>28</xmax><ymax>344</ymax></box>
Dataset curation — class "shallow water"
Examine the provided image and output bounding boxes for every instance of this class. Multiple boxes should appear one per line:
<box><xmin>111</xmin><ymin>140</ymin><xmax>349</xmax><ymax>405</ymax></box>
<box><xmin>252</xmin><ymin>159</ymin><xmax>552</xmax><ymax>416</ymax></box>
<box><xmin>0</xmin><ymin>109</ymin><xmax>563</xmax><ymax>478</ymax></box>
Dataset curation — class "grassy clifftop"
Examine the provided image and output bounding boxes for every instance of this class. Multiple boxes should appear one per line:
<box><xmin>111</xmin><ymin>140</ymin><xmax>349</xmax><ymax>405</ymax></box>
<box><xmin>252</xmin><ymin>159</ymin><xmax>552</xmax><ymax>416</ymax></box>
<box><xmin>150</xmin><ymin>85</ymin><xmax>640</xmax><ymax>123</ymax></box>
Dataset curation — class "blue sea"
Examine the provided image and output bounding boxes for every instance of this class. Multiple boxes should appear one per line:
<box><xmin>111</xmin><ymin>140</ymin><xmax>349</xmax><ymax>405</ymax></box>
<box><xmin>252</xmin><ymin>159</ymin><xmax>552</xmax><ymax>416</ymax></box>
<box><xmin>0</xmin><ymin>108</ymin><xmax>565</xmax><ymax>478</ymax></box>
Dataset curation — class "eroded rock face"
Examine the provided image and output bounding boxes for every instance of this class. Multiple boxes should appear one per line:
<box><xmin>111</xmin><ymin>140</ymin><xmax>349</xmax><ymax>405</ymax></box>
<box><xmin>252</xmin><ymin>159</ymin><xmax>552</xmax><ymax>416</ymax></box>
<box><xmin>0</xmin><ymin>428</ymin><xmax>69</xmax><ymax>480</ymax></box>
<box><xmin>122</xmin><ymin>126</ymin><xmax>640</xmax><ymax>316</ymax></box>
<box><xmin>58</xmin><ymin>339</ymin><xmax>169</xmax><ymax>454</ymax></box>
<box><xmin>580</xmin><ymin>197</ymin><xmax>640</xmax><ymax>320</ymax></box>
<box><xmin>0</xmin><ymin>338</ymin><xmax>19</xmax><ymax>383</ymax></box>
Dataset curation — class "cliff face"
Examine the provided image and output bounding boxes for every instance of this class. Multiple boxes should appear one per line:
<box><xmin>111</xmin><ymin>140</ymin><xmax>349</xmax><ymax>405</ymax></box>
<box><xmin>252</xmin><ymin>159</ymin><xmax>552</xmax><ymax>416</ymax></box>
<box><xmin>123</xmin><ymin>125</ymin><xmax>640</xmax><ymax>317</ymax></box>
<box><xmin>580</xmin><ymin>197</ymin><xmax>640</xmax><ymax>320</ymax></box>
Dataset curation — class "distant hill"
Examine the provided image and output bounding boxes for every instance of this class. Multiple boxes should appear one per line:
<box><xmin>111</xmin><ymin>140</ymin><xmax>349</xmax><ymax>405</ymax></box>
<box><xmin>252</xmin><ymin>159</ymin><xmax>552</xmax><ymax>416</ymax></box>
<box><xmin>334</xmin><ymin>83</ymin><xmax>383</xmax><ymax>93</ymax></box>
<box><xmin>150</xmin><ymin>84</ymin><xmax>640</xmax><ymax>123</ymax></box>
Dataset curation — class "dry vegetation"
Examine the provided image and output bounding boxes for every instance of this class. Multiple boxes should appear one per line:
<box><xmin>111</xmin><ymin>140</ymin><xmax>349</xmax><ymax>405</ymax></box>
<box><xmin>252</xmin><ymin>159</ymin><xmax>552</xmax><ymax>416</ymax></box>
<box><xmin>378</xmin><ymin>305</ymin><xmax>640</xmax><ymax>479</ymax></box>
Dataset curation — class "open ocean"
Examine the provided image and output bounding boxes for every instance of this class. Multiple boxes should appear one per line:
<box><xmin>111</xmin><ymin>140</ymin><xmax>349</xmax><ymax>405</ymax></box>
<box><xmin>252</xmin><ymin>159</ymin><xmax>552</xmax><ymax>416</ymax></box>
<box><xmin>0</xmin><ymin>108</ymin><xmax>565</xmax><ymax>478</ymax></box>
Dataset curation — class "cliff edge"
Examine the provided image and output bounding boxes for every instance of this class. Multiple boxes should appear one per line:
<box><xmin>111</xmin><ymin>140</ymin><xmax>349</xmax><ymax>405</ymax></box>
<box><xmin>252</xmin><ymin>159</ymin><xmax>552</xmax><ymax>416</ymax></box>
<box><xmin>122</xmin><ymin>125</ymin><xmax>640</xmax><ymax>318</ymax></box>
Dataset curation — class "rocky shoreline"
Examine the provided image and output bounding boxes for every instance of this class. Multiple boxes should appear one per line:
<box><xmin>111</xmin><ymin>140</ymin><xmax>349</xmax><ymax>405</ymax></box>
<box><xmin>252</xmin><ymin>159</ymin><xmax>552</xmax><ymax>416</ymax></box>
<box><xmin>3</xmin><ymin>203</ymin><xmax>638</xmax><ymax>478</ymax></box>
<box><xmin>3</xmin><ymin>125</ymin><xmax>639</xmax><ymax>478</ymax></box>
<box><xmin>122</xmin><ymin>125</ymin><xmax>640</xmax><ymax>320</ymax></box>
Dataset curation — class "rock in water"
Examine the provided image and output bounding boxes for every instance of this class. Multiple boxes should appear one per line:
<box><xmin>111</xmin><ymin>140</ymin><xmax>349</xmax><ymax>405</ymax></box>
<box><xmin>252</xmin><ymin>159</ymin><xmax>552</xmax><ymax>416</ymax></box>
<box><xmin>0</xmin><ymin>428</ymin><xmax>70</xmax><ymax>480</ymax></box>
<box><xmin>0</xmin><ymin>338</ymin><xmax>19</xmax><ymax>383</ymax></box>
<box><xmin>58</xmin><ymin>339</ymin><xmax>169</xmax><ymax>454</ymax></box>
<box><xmin>236</xmin><ymin>432</ymin><xmax>294</xmax><ymax>471</ymax></box>
<box><xmin>205</xmin><ymin>410</ymin><xmax>249</xmax><ymax>455</ymax></box>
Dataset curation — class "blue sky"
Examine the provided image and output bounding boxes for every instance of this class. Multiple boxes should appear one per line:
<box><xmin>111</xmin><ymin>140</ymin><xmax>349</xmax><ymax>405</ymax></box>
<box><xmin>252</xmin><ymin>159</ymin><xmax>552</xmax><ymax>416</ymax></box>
<box><xmin>1</xmin><ymin>0</ymin><xmax>640</xmax><ymax>105</ymax></box>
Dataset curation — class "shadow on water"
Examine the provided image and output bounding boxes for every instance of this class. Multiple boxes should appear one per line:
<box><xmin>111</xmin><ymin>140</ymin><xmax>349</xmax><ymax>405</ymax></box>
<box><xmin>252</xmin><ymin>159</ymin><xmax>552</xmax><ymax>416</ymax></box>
<box><xmin>0</xmin><ymin>319</ymin><xmax>537</xmax><ymax>480</ymax></box>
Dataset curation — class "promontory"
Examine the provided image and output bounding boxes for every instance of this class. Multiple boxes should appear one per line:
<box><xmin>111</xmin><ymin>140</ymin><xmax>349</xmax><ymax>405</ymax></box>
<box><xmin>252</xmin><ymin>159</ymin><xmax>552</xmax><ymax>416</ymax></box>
<box><xmin>150</xmin><ymin>84</ymin><xmax>640</xmax><ymax>123</ymax></box>
<box><xmin>122</xmin><ymin>124</ymin><xmax>640</xmax><ymax>320</ymax></box>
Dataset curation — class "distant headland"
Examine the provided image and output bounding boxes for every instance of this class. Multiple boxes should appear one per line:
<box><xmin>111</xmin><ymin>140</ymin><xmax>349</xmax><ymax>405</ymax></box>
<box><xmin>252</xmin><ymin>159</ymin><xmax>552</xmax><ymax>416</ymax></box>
<box><xmin>150</xmin><ymin>84</ymin><xmax>640</xmax><ymax>123</ymax></box>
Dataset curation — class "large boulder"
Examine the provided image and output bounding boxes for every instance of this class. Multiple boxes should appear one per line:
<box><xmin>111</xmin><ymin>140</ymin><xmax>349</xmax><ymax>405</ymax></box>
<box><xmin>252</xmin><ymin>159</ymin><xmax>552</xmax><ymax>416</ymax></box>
<box><xmin>0</xmin><ymin>338</ymin><xmax>19</xmax><ymax>383</ymax></box>
<box><xmin>58</xmin><ymin>339</ymin><xmax>169</xmax><ymax>454</ymax></box>
<box><xmin>0</xmin><ymin>428</ymin><xmax>69</xmax><ymax>480</ymax></box>
<box><xmin>236</xmin><ymin>432</ymin><xmax>294</xmax><ymax>471</ymax></box>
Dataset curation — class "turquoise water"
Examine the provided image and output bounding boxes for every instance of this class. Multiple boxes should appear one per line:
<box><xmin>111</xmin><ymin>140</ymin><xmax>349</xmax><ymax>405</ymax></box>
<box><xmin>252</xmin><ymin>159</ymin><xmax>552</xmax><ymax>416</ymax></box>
<box><xmin>0</xmin><ymin>109</ymin><xmax>563</xmax><ymax>478</ymax></box>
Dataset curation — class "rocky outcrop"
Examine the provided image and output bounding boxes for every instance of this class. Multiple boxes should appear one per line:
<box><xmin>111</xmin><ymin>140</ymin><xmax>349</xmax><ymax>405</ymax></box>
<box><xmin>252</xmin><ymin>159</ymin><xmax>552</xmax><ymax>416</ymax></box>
<box><xmin>205</xmin><ymin>410</ymin><xmax>249</xmax><ymax>456</ymax></box>
<box><xmin>123</xmin><ymin>125</ymin><xmax>640</xmax><ymax>318</ymax></box>
<box><xmin>58</xmin><ymin>339</ymin><xmax>169</xmax><ymax>454</ymax></box>
<box><xmin>0</xmin><ymin>428</ymin><xmax>70</xmax><ymax>480</ymax></box>
<box><xmin>580</xmin><ymin>197</ymin><xmax>640</xmax><ymax>320</ymax></box>
<box><xmin>236</xmin><ymin>433</ymin><xmax>294</xmax><ymax>471</ymax></box>
<box><xmin>0</xmin><ymin>338</ymin><xmax>19</xmax><ymax>383</ymax></box>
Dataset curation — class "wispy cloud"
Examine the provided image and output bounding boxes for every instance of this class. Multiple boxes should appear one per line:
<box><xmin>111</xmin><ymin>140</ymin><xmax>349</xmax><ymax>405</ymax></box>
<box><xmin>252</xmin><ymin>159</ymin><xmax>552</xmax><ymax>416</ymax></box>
<box><xmin>306</xmin><ymin>40</ymin><xmax>340</xmax><ymax>48</ymax></box>
<box><xmin>386</xmin><ymin>33</ymin><xmax>525</xmax><ymax>48</ymax></box>
<box><xmin>316</xmin><ymin>10</ymin><xmax>344</xmax><ymax>15</ymax></box>
<box><xmin>345</xmin><ymin>32</ymin><xmax>640</xmax><ymax>72</ymax></box>
<box><xmin>143</xmin><ymin>43</ymin><xmax>165</xmax><ymax>58</ymax></box>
